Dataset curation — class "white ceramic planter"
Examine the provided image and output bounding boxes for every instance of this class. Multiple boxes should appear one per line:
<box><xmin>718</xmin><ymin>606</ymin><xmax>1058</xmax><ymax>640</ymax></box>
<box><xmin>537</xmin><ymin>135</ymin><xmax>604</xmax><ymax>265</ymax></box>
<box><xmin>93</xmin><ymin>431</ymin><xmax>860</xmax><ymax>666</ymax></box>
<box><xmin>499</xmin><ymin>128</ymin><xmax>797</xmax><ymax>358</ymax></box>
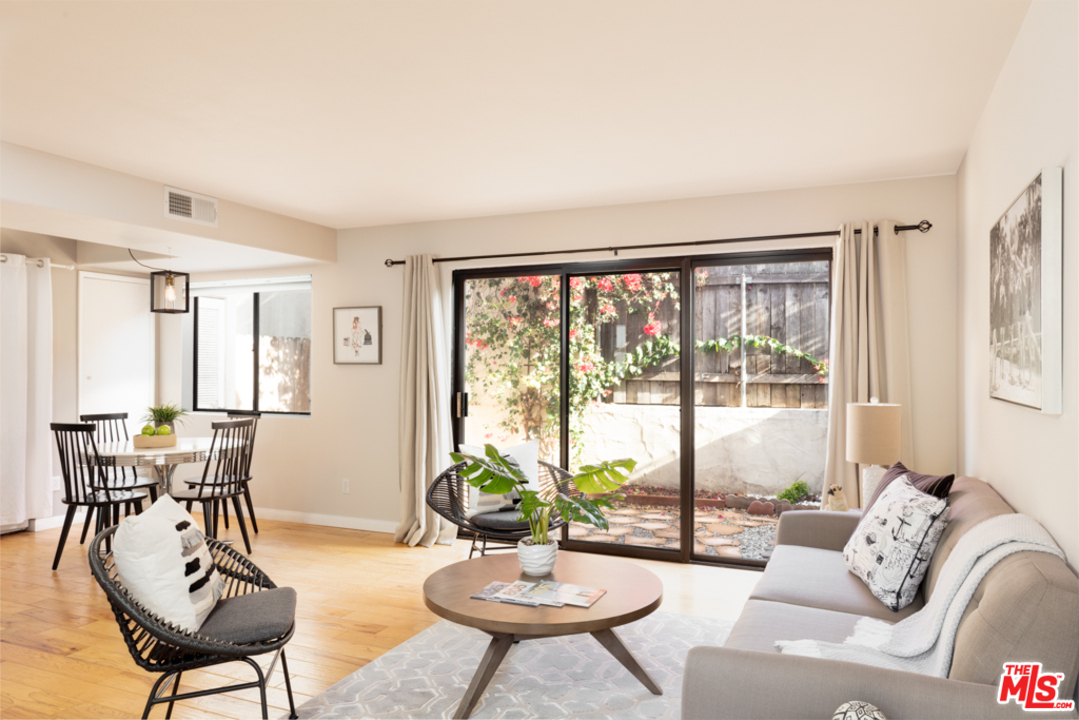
<box><xmin>517</xmin><ymin>539</ymin><xmax>558</xmax><ymax>576</ymax></box>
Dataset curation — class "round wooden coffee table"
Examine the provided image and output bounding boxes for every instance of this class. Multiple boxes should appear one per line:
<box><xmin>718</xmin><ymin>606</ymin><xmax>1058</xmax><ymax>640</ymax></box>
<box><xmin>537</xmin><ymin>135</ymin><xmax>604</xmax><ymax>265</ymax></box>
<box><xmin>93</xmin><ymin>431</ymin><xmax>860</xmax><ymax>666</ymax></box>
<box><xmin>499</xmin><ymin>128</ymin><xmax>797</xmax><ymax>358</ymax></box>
<box><xmin>423</xmin><ymin>550</ymin><xmax>663</xmax><ymax>719</ymax></box>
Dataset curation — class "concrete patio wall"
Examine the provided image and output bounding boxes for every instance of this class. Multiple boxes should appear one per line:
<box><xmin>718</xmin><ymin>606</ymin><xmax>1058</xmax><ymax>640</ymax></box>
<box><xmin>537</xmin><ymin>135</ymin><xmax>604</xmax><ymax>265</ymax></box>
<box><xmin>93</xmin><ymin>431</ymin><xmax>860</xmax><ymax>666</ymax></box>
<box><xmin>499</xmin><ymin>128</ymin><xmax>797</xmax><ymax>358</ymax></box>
<box><xmin>579</xmin><ymin>405</ymin><xmax>828</xmax><ymax>497</ymax></box>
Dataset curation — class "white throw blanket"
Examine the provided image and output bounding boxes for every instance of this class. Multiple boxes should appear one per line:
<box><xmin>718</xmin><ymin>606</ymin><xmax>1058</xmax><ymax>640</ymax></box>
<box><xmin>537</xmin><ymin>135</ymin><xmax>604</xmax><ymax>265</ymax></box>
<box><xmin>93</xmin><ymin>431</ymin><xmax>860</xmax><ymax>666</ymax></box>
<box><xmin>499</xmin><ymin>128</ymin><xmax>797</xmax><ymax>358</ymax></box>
<box><xmin>776</xmin><ymin>514</ymin><xmax>1064</xmax><ymax>677</ymax></box>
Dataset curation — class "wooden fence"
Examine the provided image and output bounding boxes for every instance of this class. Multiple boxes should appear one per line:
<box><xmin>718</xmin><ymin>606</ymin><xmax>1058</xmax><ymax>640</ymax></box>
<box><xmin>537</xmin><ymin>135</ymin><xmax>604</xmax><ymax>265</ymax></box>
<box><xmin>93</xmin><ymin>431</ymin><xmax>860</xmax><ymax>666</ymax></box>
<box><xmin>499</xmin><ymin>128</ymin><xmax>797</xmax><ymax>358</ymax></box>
<box><xmin>603</xmin><ymin>262</ymin><xmax>830</xmax><ymax>409</ymax></box>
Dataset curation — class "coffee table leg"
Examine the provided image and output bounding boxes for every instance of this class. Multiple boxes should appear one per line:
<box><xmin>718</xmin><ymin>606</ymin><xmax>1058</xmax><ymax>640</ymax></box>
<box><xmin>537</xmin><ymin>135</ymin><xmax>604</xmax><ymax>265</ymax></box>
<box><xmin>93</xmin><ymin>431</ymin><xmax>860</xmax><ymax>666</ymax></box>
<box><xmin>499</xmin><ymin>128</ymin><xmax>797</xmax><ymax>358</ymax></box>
<box><xmin>591</xmin><ymin>628</ymin><xmax>662</xmax><ymax>695</ymax></box>
<box><xmin>455</xmin><ymin>633</ymin><xmax>514</xmax><ymax>719</ymax></box>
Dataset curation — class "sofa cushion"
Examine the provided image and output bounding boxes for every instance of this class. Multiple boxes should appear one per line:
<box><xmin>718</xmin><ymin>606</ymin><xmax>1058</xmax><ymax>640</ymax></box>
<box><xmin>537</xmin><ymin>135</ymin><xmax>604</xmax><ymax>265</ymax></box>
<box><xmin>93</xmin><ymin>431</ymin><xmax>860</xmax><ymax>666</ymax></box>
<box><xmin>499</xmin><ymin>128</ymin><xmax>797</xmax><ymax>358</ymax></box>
<box><xmin>950</xmin><ymin>550</ymin><xmax>1079</xmax><ymax>696</ymax></box>
<box><xmin>923</xmin><ymin>476</ymin><xmax>1014</xmax><ymax>599</ymax></box>
<box><xmin>751</xmin><ymin>544</ymin><xmax>923</xmax><ymax>621</ymax></box>
<box><xmin>724</xmin><ymin>599</ymin><xmax>866</xmax><ymax>654</ymax></box>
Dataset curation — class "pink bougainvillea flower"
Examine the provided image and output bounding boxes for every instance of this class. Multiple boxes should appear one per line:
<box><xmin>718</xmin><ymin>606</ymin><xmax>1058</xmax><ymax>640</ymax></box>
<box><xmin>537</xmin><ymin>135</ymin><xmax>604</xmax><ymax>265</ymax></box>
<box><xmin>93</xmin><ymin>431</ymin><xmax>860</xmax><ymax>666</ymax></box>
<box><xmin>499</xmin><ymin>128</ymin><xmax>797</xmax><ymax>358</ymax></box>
<box><xmin>597</xmin><ymin>277</ymin><xmax>615</xmax><ymax>292</ymax></box>
<box><xmin>643</xmin><ymin>320</ymin><xmax>661</xmax><ymax>335</ymax></box>
<box><xmin>569</xmin><ymin>277</ymin><xmax>582</xmax><ymax>289</ymax></box>
<box><xmin>508</xmin><ymin>296</ymin><xmax>516</xmax><ymax>303</ymax></box>
<box><xmin>600</xmin><ymin>302</ymin><xmax>615</xmax><ymax>315</ymax></box>
<box><xmin>569</xmin><ymin>329</ymin><xmax>578</xmax><ymax>339</ymax></box>
<box><xmin>542</xmin><ymin>317</ymin><xmax>560</xmax><ymax>328</ymax></box>
<box><xmin>528</xmin><ymin>276</ymin><xmax>543</xmax><ymax>287</ymax></box>
<box><xmin>622</xmin><ymin>273</ymin><xmax>643</xmax><ymax>291</ymax></box>
<box><xmin>576</xmin><ymin>361</ymin><xmax>595</xmax><ymax>373</ymax></box>
<box><xmin>517</xmin><ymin>277</ymin><xmax>529</xmax><ymax>283</ymax></box>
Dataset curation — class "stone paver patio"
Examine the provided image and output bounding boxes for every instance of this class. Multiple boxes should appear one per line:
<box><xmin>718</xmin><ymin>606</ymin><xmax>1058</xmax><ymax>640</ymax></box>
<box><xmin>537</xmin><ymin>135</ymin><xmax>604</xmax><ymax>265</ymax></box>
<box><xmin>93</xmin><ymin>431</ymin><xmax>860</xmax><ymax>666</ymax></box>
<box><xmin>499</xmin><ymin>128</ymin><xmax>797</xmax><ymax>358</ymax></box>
<box><xmin>569</xmin><ymin>503</ymin><xmax>778</xmax><ymax>561</ymax></box>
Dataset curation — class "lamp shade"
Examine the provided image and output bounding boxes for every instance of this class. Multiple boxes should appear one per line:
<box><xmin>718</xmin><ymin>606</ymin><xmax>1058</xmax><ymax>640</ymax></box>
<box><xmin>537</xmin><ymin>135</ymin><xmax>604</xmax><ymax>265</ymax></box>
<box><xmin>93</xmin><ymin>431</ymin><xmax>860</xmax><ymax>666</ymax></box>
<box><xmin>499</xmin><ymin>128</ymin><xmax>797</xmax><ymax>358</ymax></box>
<box><xmin>151</xmin><ymin>270</ymin><xmax>190</xmax><ymax>313</ymax></box>
<box><xmin>846</xmin><ymin>401</ymin><xmax>901</xmax><ymax>466</ymax></box>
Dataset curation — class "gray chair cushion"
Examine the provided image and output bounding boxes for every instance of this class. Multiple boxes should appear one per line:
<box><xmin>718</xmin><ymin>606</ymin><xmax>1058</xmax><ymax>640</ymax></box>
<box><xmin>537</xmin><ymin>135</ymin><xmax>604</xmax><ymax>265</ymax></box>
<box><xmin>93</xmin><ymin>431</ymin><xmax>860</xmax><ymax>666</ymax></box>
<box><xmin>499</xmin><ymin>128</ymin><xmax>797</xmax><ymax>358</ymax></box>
<box><xmin>471</xmin><ymin>509</ymin><xmax>529</xmax><ymax>532</ymax></box>
<box><xmin>750</xmin><ymin>544</ymin><xmax>924</xmax><ymax>621</ymax></box>
<box><xmin>198</xmin><ymin>587</ymin><xmax>296</xmax><ymax>644</ymax></box>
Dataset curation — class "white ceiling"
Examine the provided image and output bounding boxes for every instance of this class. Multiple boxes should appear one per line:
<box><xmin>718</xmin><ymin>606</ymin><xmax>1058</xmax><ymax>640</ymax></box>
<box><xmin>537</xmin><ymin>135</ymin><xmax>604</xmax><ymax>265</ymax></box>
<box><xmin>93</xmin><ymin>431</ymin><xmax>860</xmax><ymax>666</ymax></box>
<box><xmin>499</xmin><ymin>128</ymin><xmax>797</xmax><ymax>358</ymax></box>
<box><xmin>0</xmin><ymin>1</ymin><xmax>1028</xmax><ymax>230</ymax></box>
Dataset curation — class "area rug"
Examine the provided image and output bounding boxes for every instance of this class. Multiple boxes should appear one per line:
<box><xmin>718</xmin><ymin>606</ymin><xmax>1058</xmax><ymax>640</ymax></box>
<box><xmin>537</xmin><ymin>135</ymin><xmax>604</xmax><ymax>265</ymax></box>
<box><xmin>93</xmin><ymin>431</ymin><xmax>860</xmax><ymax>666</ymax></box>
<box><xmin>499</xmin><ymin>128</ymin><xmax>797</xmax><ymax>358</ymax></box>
<box><xmin>293</xmin><ymin>611</ymin><xmax>732</xmax><ymax>719</ymax></box>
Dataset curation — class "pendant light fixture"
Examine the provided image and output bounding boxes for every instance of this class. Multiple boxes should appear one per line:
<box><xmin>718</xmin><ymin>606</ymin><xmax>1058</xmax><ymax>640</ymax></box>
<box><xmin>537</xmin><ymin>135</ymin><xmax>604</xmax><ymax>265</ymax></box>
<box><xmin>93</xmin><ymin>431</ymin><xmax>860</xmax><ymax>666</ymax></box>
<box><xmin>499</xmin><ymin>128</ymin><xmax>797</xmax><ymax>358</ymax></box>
<box><xmin>129</xmin><ymin>248</ymin><xmax>190</xmax><ymax>313</ymax></box>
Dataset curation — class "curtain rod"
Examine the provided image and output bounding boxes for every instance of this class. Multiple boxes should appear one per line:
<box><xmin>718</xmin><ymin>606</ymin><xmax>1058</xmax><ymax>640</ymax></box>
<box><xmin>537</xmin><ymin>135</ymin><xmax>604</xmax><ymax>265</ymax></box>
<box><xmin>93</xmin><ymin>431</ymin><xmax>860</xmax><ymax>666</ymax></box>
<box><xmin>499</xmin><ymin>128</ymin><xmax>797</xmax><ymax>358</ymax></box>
<box><xmin>0</xmin><ymin>254</ymin><xmax>75</xmax><ymax>270</ymax></box>
<box><xmin>383</xmin><ymin>220</ymin><xmax>932</xmax><ymax>267</ymax></box>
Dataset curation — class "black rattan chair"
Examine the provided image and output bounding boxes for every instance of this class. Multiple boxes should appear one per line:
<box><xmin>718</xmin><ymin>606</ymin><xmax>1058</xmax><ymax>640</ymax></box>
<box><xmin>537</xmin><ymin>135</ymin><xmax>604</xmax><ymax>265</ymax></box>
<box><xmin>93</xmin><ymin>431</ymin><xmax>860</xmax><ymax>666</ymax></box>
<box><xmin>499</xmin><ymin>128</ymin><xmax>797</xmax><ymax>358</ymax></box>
<box><xmin>426</xmin><ymin>459</ymin><xmax>576</xmax><ymax>558</ymax></box>
<box><xmin>173</xmin><ymin>419</ymin><xmax>255</xmax><ymax>554</ymax></box>
<box><xmin>88</xmin><ymin>525</ymin><xmax>298</xmax><ymax>719</ymax></box>
<box><xmin>51</xmin><ymin>423</ymin><xmax>148</xmax><ymax>570</ymax></box>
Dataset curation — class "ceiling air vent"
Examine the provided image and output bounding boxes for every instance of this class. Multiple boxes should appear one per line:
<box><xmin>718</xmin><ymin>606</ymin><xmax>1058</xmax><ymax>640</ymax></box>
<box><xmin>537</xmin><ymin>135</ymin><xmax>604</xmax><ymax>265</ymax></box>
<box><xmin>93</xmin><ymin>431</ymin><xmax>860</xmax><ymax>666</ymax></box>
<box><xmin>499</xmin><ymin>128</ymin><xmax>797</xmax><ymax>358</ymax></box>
<box><xmin>164</xmin><ymin>186</ymin><xmax>218</xmax><ymax>227</ymax></box>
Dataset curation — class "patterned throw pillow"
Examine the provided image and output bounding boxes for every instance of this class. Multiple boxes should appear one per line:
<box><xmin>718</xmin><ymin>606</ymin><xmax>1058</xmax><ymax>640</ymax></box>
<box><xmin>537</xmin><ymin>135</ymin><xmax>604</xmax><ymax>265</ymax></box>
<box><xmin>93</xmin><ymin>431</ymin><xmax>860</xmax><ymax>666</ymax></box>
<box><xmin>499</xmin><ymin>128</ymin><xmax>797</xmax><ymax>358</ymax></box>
<box><xmin>843</xmin><ymin>476</ymin><xmax>949</xmax><ymax>611</ymax></box>
<box><xmin>114</xmin><ymin>495</ymin><xmax>225</xmax><ymax>632</ymax></box>
<box><xmin>833</xmin><ymin>700</ymin><xmax>887</xmax><ymax>720</ymax></box>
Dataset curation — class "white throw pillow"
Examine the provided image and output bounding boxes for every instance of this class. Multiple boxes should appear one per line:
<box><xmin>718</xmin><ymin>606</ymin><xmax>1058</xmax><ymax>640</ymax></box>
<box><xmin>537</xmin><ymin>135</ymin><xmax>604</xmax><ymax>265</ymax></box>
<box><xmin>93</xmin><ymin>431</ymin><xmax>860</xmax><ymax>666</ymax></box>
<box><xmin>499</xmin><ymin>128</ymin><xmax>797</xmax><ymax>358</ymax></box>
<box><xmin>113</xmin><ymin>495</ymin><xmax>225</xmax><ymax>632</ymax></box>
<box><xmin>460</xmin><ymin>441</ymin><xmax>539</xmax><ymax>518</ymax></box>
<box><xmin>843</xmin><ymin>476</ymin><xmax>950</xmax><ymax>611</ymax></box>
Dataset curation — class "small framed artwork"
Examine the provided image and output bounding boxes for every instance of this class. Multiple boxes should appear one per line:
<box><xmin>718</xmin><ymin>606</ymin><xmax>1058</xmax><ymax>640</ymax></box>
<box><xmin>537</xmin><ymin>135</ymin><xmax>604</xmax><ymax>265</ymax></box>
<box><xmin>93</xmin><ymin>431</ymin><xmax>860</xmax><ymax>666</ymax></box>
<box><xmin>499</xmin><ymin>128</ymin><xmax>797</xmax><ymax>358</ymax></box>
<box><xmin>334</xmin><ymin>306</ymin><xmax>382</xmax><ymax>365</ymax></box>
<box><xmin>989</xmin><ymin>167</ymin><xmax>1062</xmax><ymax>413</ymax></box>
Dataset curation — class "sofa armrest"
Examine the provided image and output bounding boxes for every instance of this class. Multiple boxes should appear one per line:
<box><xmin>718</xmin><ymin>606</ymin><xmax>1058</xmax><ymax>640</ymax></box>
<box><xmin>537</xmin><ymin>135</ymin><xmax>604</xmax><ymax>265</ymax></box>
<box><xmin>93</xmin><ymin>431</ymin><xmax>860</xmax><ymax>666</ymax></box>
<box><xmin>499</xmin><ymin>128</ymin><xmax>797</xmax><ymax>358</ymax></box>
<box><xmin>774</xmin><ymin>509</ymin><xmax>861</xmax><ymax>551</ymax></box>
<box><xmin>682</xmin><ymin>646</ymin><xmax>1078</xmax><ymax>720</ymax></box>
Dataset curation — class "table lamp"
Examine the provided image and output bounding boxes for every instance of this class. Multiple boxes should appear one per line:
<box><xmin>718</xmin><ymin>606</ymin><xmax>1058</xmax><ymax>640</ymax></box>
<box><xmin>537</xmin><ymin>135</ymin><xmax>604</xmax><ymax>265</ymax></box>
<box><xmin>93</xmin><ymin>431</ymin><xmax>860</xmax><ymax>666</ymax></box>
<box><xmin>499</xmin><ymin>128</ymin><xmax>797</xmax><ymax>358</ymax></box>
<box><xmin>846</xmin><ymin>398</ymin><xmax>901</xmax><ymax>506</ymax></box>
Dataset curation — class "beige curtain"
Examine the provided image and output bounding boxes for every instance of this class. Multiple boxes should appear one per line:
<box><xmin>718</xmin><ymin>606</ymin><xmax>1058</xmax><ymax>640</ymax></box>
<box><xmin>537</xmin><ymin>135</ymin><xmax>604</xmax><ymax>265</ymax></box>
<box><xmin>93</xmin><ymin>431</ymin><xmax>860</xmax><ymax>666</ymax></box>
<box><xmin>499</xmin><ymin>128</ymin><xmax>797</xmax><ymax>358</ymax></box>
<box><xmin>394</xmin><ymin>255</ymin><xmax>456</xmax><ymax>547</ymax></box>
<box><xmin>823</xmin><ymin>220</ymin><xmax>914</xmax><ymax>507</ymax></box>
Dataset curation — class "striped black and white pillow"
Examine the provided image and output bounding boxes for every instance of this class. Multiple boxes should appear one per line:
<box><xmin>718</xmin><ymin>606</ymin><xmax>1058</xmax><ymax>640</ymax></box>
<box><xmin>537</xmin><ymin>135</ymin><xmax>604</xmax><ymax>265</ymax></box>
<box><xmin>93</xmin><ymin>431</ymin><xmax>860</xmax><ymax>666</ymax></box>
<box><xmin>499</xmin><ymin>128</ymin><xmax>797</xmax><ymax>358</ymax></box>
<box><xmin>114</xmin><ymin>496</ymin><xmax>225</xmax><ymax>632</ymax></box>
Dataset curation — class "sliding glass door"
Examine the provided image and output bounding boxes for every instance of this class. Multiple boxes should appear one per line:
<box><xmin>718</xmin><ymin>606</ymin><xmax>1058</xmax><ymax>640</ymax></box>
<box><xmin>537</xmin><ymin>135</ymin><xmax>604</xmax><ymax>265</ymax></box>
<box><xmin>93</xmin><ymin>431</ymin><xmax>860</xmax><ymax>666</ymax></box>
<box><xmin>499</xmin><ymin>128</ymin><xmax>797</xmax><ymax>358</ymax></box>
<box><xmin>565</xmin><ymin>269</ymin><xmax>682</xmax><ymax>555</ymax></box>
<box><xmin>458</xmin><ymin>273</ymin><xmax>562</xmax><ymax>464</ymax></box>
<box><xmin>453</xmin><ymin>250</ymin><xmax>830</xmax><ymax>566</ymax></box>
<box><xmin>691</xmin><ymin>253</ymin><xmax>831</xmax><ymax>565</ymax></box>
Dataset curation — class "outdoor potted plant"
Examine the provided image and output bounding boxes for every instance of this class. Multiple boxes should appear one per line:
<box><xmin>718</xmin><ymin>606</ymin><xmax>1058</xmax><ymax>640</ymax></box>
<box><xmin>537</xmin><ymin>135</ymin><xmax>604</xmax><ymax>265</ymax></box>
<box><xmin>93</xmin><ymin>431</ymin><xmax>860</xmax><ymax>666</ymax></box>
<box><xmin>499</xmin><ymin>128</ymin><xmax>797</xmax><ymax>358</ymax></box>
<box><xmin>450</xmin><ymin>444</ymin><xmax>636</xmax><ymax>575</ymax></box>
<box><xmin>143</xmin><ymin>403</ymin><xmax>189</xmax><ymax>435</ymax></box>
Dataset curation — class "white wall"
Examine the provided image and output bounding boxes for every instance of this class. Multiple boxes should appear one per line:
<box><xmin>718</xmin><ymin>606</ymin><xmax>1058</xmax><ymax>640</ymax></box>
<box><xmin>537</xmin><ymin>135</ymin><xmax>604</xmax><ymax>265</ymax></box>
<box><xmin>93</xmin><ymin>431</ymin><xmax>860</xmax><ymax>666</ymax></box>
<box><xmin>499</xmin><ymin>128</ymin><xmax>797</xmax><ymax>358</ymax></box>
<box><xmin>170</xmin><ymin>175</ymin><xmax>958</xmax><ymax>529</ymax></box>
<box><xmin>957</xmin><ymin>0</ymin><xmax>1078</xmax><ymax>567</ymax></box>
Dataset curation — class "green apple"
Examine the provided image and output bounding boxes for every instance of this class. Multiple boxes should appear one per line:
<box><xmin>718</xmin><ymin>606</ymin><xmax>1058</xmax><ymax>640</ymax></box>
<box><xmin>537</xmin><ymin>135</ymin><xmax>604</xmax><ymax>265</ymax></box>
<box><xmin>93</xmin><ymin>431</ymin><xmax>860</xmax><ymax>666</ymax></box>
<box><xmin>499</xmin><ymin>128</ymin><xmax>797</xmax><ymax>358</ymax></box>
<box><xmin>155</xmin><ymin>425</ymin><xmax>172</xmax><ymax>436</ymax></box>
<box><xmin>141</xmin><ymin>425</ymin><xmax>155</xmax><ymax>436</ymax></box>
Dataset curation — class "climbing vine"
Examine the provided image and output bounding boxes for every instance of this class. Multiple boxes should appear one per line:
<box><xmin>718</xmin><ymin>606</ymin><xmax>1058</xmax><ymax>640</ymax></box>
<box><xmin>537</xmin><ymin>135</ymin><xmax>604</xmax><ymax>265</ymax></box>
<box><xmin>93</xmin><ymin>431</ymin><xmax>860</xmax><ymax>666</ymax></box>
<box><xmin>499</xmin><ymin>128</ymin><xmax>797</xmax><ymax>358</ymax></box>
<box><xmin>464</xmin><ymin>272</ymin><xmax>827</xmax><ymax>463</ymax></box>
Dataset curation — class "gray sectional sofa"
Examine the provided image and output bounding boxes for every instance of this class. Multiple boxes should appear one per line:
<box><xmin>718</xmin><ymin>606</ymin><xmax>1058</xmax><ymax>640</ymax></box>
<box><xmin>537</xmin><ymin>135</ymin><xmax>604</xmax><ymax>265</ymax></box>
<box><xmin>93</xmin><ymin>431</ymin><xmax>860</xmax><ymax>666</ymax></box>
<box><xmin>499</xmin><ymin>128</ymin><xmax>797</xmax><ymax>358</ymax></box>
<box><xmin>682</xmin><ymin>476</ymin><xmax>1079</xmax><ymax>719</ymax></box>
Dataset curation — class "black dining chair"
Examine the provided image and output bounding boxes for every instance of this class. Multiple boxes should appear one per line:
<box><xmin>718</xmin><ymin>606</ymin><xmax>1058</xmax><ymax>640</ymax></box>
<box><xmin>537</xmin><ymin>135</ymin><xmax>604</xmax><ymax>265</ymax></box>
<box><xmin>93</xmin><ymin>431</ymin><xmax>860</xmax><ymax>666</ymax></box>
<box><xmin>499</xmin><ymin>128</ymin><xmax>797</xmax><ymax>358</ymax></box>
<box><xmin>50</xmin><ymin>423</ymin><xmax>149</xmax><ymax>570</ymax></box>
<box><xmin>173</xmin><ymin>419</ymin><xmax>255</xmax><ymax>554</ymax></box>
<box><xmin>186</xmin><ymin>411</ymin><xmax>261</xmax><ymax>536</ymax></box>
<box><xmin>80</xmin><ymin>412</ymin><xmax>159</xmax><ymax>539</ymax></box>
<box><xmin>426</xmin><ymin>459</ymin><xmax>577</xmax><ymax>558</ymax></box>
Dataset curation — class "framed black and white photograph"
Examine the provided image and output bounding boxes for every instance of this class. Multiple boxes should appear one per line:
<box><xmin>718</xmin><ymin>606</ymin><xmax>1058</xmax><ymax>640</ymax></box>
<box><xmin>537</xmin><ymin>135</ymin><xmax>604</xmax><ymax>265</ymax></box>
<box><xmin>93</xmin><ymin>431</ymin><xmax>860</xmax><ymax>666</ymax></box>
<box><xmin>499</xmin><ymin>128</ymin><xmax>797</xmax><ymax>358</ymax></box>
<box><xmin>989</xmin><ymin>167</ymin><xmax>1062</xmax><ymax>413</ymax></box>
<box><xmin>334</xmin><ymin>306</ymin><xmax>382</xmax><ymax>364</ymax></box>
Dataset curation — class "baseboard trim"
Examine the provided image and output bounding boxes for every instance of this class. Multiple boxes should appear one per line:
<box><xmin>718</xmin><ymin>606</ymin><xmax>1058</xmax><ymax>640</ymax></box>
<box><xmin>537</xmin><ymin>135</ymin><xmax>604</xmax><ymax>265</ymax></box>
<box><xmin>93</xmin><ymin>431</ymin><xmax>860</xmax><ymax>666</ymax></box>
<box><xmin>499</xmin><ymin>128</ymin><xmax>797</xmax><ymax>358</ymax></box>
<box><xmin>29</xmin><ymin>508</ymin><xmax>88</xmax><ymax>532</ymax></box>
<box><xmin>23</xmin><ymin>505</ymin><xmax>396</xmax><ymax>536</ymax></box>
<box><xmin>251</xmin><ymin>507</ymin><xmax>397</xmax><ymax>535</ymax></box>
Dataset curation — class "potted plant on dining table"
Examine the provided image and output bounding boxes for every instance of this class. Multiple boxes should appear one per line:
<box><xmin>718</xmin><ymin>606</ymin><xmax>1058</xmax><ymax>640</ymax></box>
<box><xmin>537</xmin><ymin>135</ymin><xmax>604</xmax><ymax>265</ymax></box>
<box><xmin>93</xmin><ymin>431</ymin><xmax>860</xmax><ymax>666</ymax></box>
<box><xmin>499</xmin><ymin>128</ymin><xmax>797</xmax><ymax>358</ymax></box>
<box><xmin>450</xmin><ymin>444</ymin><xmax>636</xmax><ymax>576</ymax></box>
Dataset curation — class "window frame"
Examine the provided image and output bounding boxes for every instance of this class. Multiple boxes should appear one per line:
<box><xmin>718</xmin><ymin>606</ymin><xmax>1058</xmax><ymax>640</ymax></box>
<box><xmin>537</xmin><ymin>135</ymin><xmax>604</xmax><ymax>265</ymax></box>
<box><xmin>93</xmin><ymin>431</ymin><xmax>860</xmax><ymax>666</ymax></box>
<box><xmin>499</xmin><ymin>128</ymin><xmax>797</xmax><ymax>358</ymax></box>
<box><xmin>191</xmin><ymin>289</ymin><xmax>312</xmax><ymax>417</ymax></box>
<box><xmin>452</xmin><ymin>247</ymin><xmax>833</xmax><ymax>569</ymax></box>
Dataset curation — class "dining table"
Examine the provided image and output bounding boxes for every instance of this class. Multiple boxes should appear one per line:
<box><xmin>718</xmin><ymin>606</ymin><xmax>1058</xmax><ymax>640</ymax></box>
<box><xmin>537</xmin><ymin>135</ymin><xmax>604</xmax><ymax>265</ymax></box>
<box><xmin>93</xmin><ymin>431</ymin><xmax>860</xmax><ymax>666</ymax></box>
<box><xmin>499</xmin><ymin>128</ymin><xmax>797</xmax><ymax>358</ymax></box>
<box><xmin>94</xmin><ymin>437</ymin><xmax>236</xmax><ymax>497</ymax></box>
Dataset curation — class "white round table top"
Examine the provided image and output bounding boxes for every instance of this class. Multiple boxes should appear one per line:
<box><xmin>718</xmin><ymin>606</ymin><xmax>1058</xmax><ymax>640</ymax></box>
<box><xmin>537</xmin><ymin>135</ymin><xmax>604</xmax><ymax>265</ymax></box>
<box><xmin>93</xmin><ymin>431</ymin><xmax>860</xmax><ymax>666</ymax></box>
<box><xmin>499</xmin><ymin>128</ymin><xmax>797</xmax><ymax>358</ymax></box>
<box><xmin>95</xmin><ymin>437</ymin><xmax>237</xmax><ymax>465</ymax></box>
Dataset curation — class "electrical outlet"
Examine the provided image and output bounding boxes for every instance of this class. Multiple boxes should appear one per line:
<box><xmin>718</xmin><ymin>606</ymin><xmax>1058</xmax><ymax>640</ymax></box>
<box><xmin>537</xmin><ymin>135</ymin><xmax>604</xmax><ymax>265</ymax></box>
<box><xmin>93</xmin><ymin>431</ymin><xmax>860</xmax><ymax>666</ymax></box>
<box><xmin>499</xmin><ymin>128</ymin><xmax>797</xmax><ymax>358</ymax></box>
<box><xmin>342</xmin><ymin>478</ymin><xmax>350</xmax><ymax>494</ymax></box>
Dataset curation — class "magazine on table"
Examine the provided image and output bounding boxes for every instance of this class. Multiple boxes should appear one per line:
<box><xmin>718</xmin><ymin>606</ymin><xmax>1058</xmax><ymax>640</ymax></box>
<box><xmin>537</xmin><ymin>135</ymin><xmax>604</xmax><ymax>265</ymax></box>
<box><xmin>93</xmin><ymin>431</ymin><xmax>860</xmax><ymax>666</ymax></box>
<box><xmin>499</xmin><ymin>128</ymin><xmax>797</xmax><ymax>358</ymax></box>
<box><xmin>526</xmin><ymin>580</ymin><xmax>606</xmax><ymax>607</ymax></box>
<box><xmin>472</xmin><ymin>580</ymin><xmax>606</xmax><ymax>608</ymax></box>
<box><xmin>469</xmin><ymin>581</ymin><xmax>541</xmax><ymax>606</ymax></box>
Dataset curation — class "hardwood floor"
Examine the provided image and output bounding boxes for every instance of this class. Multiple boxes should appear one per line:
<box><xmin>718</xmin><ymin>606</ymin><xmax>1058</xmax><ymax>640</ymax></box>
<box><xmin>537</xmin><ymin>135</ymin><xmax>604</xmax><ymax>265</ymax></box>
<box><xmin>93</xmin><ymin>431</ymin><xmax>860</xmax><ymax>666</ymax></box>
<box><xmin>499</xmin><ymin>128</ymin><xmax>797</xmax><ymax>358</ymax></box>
<box><xmin>0</xmin><ymin>514</ymin><xmax>760</xmax><ymax>719</ymax></box>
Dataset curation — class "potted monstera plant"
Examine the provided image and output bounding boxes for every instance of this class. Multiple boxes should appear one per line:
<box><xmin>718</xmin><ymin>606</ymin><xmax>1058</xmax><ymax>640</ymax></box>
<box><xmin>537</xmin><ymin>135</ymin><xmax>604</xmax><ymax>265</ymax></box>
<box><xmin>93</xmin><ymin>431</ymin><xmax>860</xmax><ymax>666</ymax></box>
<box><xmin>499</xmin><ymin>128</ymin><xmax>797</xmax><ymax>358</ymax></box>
<box><xmin>450</xmin><ymin>444</ymin><xmax>636</xmax><ymax>575</ymax></box>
